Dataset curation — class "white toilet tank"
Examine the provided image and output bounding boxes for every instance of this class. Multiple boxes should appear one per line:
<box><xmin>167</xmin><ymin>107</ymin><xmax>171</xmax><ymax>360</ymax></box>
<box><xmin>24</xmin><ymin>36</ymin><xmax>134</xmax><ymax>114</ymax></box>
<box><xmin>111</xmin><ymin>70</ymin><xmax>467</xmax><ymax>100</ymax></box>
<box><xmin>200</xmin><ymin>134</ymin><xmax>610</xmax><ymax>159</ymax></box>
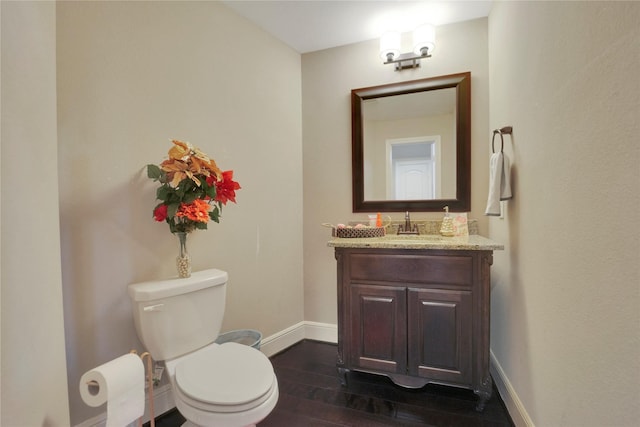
<box><xmin>128</xmin><ymin>269</ymin><xmax>228</xmax><ymax>361</ymax></box>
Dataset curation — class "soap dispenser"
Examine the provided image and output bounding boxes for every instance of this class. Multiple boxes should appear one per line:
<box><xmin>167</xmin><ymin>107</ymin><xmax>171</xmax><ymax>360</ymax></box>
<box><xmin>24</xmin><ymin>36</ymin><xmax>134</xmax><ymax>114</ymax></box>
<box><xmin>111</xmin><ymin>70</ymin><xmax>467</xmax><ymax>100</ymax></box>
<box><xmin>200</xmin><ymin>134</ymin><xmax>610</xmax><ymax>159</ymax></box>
<box><xmin>440</xmin><ymin>206</ymin><xmax>455</xmax><ymax>237</ymax></box>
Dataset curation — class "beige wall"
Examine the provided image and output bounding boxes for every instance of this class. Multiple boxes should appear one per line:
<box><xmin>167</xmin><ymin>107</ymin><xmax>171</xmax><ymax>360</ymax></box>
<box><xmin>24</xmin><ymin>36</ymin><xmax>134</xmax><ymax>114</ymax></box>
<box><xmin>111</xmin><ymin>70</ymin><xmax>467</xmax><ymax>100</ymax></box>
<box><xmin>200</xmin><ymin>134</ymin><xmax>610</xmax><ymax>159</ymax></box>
<box><xmin>1</xmin><ymin>1</ymin><xmax>70</xmax><ymax>425</ymax></box>
<box><xmin>488</xmin><ymin>1</ymin><xmax>640</xmax><ymax>425</ymax></box>
<box><xmin>302</xmin><ymin>18</ymin><xmax>489</xmax><ymax>324</ymax></box>
<box><xmin>55</xmin><ymin>2</ymin><xmax>303</xmax><ymax>424</ymax></box>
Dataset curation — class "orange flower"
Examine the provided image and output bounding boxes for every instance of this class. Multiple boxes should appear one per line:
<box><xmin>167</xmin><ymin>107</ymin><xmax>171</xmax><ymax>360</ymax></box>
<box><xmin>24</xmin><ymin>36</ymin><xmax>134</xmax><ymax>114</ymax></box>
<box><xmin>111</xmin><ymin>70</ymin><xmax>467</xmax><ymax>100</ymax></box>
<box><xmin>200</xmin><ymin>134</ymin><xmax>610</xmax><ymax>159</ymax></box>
<box><xmin>175</xmin><ymin>199</ymin><xmax>211</xmax><ymax>223</ymax></box>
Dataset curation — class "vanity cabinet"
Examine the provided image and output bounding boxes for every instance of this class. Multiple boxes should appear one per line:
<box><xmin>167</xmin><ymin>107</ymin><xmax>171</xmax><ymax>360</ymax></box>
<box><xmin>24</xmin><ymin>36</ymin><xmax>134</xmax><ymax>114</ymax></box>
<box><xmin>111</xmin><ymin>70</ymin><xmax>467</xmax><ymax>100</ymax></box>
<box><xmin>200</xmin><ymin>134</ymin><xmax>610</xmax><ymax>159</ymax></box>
<box><xmin>335</xmin><ymin>247</ymin><xmax>494</xmax><ymax>411</ymax></box>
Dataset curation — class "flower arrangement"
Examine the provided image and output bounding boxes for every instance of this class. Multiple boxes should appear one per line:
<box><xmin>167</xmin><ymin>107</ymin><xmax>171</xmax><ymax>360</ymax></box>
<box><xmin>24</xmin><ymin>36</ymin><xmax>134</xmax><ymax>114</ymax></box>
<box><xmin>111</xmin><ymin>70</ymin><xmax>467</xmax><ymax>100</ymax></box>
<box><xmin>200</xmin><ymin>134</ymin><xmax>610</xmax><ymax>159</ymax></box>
<box><xmin>147</xmin><ymin>140</ymin><xmax>241</xmax><ymax>234</ymax></box>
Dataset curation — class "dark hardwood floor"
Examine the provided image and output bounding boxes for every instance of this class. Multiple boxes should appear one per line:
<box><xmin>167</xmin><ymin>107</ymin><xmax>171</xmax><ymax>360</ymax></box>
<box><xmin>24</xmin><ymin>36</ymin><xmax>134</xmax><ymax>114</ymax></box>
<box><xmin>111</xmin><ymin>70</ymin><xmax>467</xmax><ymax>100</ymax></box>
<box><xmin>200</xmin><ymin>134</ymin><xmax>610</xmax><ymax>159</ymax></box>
<box><xmin>150</xmin><ymin>340</ymin><xmax>514</xmax><ymax>426</ymax></box>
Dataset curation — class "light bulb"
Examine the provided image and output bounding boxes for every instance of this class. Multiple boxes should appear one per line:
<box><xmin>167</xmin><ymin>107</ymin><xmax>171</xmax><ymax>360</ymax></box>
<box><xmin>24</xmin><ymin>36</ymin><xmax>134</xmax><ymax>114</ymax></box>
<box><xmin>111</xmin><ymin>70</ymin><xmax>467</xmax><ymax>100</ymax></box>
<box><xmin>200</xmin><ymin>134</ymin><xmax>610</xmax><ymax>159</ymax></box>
<box><xmin>379</xmin><ymin>31</ymin><xmax>401</xmax><ymax>61</ymax></box>
<box><xmin>413</xmin><ymin>24</ymin><xmax>435</xmax><ymax>56</ymax></box>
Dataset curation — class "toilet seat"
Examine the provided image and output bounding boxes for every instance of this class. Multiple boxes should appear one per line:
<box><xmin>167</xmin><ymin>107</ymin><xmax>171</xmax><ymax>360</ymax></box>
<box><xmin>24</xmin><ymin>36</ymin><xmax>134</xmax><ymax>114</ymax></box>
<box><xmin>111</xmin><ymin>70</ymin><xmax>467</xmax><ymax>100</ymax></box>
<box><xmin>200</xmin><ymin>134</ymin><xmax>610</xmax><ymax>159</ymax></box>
<box><xmin>175</xmin><ymin>342</ymin><xmax>276</xmax><ymax>413</ymax></box>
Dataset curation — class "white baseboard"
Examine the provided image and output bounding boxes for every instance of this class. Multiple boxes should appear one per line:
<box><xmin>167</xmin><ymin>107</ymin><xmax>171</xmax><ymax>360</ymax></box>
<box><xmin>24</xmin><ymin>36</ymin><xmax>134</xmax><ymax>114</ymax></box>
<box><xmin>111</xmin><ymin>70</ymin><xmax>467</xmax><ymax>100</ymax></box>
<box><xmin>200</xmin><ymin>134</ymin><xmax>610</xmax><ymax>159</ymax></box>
<box><xmin>260</xmin><ymin>320</ymin><xmax>337</xmax><ymax>357</ymax></box>
<box><xmin>302</xmin><ymin>321</ymin><xmax>338</xmax><ymax>344</ymax></box>
<box><xmin>75</xmin><ymin>321</ymin><xmax>337</xmax><ymax>427</ymax></box>
<box><xmin>490</xmin><ymin>350</ymin><xmax>535</xmax><ymax>427</ymax></box>
<box><xmin>259</xmin><ymin>321</ymin><xmax>307</xmax><ymax>357</ymax></box>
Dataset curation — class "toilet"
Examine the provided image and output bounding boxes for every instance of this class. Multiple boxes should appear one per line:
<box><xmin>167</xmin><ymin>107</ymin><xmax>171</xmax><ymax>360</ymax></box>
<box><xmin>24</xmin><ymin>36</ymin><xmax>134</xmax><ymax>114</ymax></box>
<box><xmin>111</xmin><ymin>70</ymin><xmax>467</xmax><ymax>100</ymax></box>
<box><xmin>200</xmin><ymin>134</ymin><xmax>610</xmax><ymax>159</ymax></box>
<box><xmin>128</xmin><ymin>269</ymin><xmax>278</xmax><ymax>427</ymax></box>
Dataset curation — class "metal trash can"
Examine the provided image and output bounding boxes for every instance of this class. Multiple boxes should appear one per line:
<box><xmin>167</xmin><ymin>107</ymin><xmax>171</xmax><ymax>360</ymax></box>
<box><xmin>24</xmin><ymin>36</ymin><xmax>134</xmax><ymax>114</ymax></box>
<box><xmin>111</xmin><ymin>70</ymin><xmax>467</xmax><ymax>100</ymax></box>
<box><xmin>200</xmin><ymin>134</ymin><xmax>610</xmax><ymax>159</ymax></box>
<box><xmin>215</xmin><ymin>329</ymin><xmax>262</xmax><ymax>350</ymax></box>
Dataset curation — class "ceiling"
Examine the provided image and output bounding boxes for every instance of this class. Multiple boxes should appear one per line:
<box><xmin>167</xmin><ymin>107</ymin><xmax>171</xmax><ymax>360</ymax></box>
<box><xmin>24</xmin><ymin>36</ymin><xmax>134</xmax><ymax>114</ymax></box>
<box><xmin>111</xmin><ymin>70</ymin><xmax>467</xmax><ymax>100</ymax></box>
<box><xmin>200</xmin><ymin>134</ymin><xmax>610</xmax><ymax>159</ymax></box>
<box><xmin>221</xmin><ymin>0</ymin><xmax>493</xmax><ymax>54</ymax></box>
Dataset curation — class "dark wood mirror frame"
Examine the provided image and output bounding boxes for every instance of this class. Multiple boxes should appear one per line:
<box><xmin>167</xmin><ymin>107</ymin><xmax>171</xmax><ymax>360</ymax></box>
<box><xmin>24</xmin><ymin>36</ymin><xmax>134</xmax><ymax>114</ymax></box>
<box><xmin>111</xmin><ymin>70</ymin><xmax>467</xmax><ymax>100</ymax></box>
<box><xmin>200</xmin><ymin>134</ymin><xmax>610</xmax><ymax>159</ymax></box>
<box><xmin>351</xmin><ymin>72</ymin><xmax>471</xmax><ymax>212</ymax></box>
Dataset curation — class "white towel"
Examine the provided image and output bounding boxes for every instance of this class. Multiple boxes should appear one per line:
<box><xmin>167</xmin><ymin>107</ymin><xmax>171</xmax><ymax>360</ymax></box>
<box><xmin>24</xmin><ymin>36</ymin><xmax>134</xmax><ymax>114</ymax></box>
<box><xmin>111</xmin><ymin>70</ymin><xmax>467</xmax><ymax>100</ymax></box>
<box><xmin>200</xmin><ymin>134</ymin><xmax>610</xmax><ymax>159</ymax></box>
<box><xmin>485</xmin><ymin>152</ymin><xmax>512</xmax><ymax>216</ymax></box>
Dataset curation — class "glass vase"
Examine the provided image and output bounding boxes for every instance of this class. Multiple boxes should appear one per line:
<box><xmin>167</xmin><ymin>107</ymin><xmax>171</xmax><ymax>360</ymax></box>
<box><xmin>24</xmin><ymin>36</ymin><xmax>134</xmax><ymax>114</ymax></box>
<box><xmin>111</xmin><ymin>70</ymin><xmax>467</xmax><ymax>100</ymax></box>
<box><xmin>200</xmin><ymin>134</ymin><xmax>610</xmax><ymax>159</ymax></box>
<box><xmin>175</xmin><ymin>232</ymin><xmax>191</xmax><ymax>278</ymax></box>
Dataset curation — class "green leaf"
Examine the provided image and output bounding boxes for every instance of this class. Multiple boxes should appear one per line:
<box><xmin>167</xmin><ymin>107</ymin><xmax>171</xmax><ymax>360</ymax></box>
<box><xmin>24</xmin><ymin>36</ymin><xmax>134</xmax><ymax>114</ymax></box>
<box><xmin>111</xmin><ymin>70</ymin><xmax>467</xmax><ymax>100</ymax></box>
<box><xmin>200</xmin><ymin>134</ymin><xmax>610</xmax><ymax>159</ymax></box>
<box><xmin>147</xmin><ymin>164</ymin><xmax>162</xmax><ymax>180</ymax></box>
<box><xmin>167</xmin><ymin>202</ymin><xmax>180</xmax><ymax>219</ymax></box>
<box><xmin>183</xmin><ymin>193</ymin><xmax>198</xmax><ymax>204</ymax></box>
<box><xmin>209</xmin><ymin>206</ymin><xmax>220</xmax><ymax>223</ymax></box>
<box><xmin>156</xmin><ymin>185</ymin><xmax>173</xmax><ymax>202</ymax></box>
<box><xmin>205</xmin><ymin>184</ymin><xmax>217</xmax><ymax>199</ymax></box>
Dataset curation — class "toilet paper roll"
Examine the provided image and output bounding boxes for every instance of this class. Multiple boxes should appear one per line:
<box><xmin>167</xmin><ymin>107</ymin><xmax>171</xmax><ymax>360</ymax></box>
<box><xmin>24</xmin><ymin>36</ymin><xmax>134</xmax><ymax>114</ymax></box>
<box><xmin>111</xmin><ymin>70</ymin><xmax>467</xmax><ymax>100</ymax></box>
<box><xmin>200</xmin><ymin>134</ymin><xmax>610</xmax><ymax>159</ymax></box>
<box><xmin>80</xmin><ymin>353</ymin><xmax>145</xmax><ymax>427</ymax></box>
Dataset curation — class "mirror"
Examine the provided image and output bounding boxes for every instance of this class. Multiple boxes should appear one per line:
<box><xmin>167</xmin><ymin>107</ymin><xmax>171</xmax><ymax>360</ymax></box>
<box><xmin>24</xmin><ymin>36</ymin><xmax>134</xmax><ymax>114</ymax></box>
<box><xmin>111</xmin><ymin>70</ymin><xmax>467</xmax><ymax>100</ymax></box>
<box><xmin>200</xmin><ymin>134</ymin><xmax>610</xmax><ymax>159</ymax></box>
<box><xmin>352</xmin><ymin>72</ymin><xmax>471</xmax><ymax>212</ymax></box>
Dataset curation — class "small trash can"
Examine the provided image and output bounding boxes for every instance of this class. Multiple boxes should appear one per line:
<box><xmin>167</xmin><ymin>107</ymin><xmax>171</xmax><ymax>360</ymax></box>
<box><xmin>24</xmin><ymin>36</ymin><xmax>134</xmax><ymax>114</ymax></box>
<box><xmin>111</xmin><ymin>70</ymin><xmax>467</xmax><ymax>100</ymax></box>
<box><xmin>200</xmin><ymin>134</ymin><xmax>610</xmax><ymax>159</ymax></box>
<box><xmin>215</xmin><ymin>329</ymin><xmax>262</xmax><ymax>350</ymax></box>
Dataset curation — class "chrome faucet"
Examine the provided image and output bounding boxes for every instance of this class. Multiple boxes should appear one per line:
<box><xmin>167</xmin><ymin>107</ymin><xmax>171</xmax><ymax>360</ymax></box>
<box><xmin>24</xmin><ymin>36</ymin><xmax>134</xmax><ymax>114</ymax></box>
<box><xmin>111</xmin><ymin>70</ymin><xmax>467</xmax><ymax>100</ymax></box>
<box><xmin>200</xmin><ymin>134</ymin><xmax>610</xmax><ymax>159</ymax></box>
<box><xmin>397</xmin><ymin>211</ymin><xmax>419</xmax><ymax>235</ymax></box>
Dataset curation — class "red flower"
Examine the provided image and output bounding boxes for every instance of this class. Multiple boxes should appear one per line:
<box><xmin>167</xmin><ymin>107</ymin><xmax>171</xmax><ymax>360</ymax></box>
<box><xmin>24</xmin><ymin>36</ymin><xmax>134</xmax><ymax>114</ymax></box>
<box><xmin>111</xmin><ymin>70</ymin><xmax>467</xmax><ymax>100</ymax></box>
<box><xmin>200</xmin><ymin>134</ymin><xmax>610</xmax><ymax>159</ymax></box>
<box><xmin>215</xmin><ymin>170</ymin><xmax>241</xmax><ymax>205</ymax></box>
<box><xmin>153</xmin><ymin>204</ymin><xmax>168</xmax><ymax>222</ymax></box>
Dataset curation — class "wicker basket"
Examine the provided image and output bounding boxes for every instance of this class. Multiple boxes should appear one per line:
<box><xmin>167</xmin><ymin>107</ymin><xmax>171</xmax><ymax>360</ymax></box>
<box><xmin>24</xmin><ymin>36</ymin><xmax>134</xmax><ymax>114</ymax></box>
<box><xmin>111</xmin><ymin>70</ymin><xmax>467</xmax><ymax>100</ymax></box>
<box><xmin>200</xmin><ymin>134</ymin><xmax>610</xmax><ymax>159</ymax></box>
<box><xmin>335</xmin><ymin>226</ymin><xmax>385</xmax><ymax>238</ymax></box>
<box><xmin>322</xmin><ymin>223</ymin><xmax>387</xmax><ymax>238</ymax></box>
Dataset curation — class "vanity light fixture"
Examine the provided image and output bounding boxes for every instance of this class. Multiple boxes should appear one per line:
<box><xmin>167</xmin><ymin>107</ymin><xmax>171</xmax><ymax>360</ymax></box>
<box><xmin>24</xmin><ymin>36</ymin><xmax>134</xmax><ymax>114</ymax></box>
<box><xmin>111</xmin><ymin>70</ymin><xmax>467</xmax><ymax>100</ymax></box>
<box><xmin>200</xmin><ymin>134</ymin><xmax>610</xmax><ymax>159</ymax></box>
<box><xmin>380</xmin><ymin>24</ymin><xmax>436</xmax><ymax>71</ymax></box>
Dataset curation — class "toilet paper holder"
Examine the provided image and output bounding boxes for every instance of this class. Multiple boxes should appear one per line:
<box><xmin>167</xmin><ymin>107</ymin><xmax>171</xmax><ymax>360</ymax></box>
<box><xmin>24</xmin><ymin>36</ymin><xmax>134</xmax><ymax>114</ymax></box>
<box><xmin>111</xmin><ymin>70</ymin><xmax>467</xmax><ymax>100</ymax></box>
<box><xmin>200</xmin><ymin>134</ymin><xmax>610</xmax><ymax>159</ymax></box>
<box><xmin>86</xmin><ymin>350</ymin><xmax>156</xmax><ymax>427</ymax></box>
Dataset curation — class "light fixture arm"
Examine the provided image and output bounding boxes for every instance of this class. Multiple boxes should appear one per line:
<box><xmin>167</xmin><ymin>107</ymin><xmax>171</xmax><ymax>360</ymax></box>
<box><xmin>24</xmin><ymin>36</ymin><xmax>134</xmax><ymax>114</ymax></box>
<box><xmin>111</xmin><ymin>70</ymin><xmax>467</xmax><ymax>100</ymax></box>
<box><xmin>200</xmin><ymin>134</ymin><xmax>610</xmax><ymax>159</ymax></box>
<box><xmin>383</xmin><ymin>48</ymin><xmax>432</xmax><ymax>71</ymax></box>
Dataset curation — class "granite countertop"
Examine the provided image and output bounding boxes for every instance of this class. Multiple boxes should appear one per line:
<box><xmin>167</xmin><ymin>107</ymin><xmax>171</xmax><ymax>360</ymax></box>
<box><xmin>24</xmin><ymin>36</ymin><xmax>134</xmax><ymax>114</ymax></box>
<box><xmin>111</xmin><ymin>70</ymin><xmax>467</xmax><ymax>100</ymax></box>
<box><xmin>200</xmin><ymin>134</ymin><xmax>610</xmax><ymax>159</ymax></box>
<box><xmin>328</xmin><ymin>234</ymin><xmax>504</xmax><ymax>251</ymax></box>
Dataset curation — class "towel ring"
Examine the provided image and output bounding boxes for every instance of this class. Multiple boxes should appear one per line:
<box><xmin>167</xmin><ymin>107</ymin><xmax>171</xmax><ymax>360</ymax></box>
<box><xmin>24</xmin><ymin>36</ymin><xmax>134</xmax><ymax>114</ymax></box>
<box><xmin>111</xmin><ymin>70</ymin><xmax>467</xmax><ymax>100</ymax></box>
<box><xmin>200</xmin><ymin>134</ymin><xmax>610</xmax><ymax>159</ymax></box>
<box><xmin>492</xmin><ymin>130</ymin><xmax>504</xmax><ymax>153</ymax></box>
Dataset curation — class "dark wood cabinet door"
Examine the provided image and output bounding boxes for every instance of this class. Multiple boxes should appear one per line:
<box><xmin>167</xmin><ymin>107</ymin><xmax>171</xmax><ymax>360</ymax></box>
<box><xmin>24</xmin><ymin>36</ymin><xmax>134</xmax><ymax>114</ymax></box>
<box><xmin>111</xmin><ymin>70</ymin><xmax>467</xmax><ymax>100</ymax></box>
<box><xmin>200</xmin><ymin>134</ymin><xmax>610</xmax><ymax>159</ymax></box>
<box><xmin>336</xmin><ymin>248</ymin><xmax>493</xmax><ymax>411</ymax></box>
<box><xmin>349</xmin><ymin>283</ymin><xmax>407</xmax><ymax>374</ymax></box>
<box><xmin>407</xmin><ymin>288</ymin><xmax>472</xmax><ymax>384</ymax></box>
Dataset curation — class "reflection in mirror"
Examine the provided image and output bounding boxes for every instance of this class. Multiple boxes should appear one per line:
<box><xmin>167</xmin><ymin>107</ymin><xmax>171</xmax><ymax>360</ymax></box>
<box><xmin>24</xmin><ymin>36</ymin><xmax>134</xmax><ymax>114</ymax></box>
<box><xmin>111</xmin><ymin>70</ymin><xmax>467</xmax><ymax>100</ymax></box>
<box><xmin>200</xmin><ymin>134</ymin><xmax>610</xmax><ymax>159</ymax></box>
<box><xmin>363</xmin><ymin>88</ymin><xmax>456</xmax><ymax>201</ymax></box>
<box><xmin>352</xmin><ymin>72</ymin><xmax>471</xmax><ymax>212</ymax></box>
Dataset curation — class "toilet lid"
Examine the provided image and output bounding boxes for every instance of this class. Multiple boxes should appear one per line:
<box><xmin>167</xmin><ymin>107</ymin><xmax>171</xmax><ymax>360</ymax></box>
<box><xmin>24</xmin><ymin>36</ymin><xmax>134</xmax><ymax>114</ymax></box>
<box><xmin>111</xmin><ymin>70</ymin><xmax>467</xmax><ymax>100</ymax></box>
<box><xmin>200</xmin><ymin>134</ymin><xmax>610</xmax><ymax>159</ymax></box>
<box><xmin>175</xmin><ymin>342</ymin><xmax>274</xmax><ymax>407</ymax></box>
